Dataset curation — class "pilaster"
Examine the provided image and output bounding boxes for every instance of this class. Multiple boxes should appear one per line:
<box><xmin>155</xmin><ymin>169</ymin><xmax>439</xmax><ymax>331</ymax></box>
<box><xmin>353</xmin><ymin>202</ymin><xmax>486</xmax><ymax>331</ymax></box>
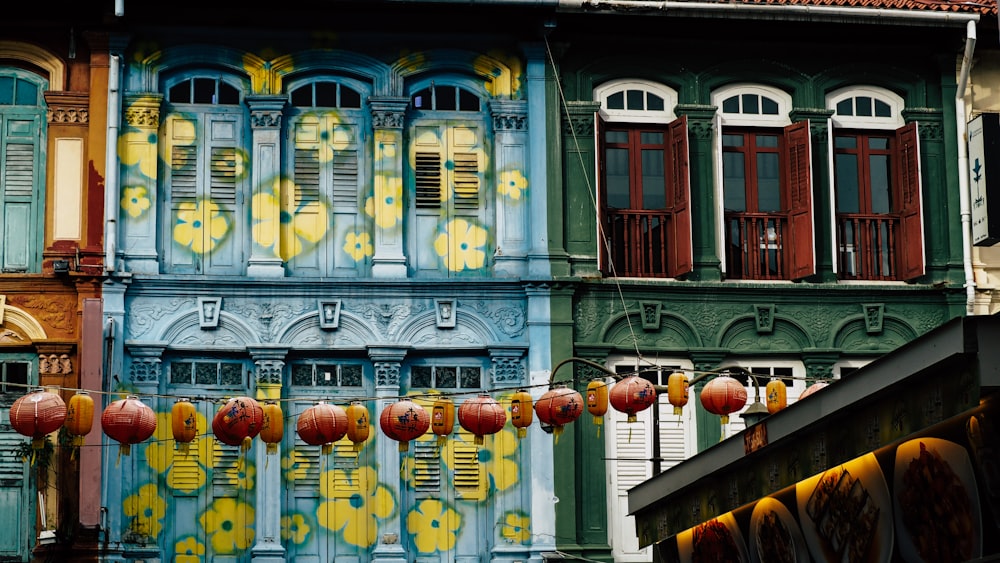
<box><xmin>369</xmin><ymin>346</ymin><xmax>408</xmax><ymax>562</ymax></box>
<box><xmin>120</xmin><ymin>94</ymin><xmax>163</xmax><ymax>274</ymax></box>
<box><xmin>249</xmin><ymin>346</ymin><xmax>288</xmax><ymax>562</ymax></box>
<box><xmin>369</xmin><ymin>97</ymin><xmax>410</xmax><ymax>278</ymax></box>
<box><xmin>246</xmin><ymin>95</ymin><xmax>287</xmax><ymax>278</ymax></box>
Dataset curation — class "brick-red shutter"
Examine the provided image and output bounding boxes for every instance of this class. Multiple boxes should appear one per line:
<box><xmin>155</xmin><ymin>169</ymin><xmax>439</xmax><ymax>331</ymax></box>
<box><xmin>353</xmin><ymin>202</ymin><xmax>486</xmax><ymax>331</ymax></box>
<box><xmin>785</xmin><ymin>121</ymin><xmax>814</xmax><ymax>280</ymax></box>
<box><xmin>667</xmin><ymin>115</ymin><xmax>693</xmax><ymax>277</ymax></box>
<box><xmin>896</xmin><ymin>121</ymin><xmax>924</xmax><ymax>281</ymax></box>
<box><xmin>596</xmin><ymin>111</ymin><xmax>609</xmax><ymax>273</ymax></box>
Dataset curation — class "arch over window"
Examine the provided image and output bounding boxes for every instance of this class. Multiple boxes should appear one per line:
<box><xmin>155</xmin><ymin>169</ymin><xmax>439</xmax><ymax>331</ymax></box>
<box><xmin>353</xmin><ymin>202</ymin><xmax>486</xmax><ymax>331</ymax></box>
<box><xmin>711</xmin><ymin>83</ymin><xmax>792</xmax><ymax>127</ymax></box>
<box><xmin>594</xmin><ymin>80</ymin><xmax>676</xmax><ymax>123</ymax></box>
<box><xmin>289</xmin><ymin>80</ymin><xmax>364</xmax><ymax>109</ymax></box>
<box><xmin>0</xmin><ymin>41</ymin><xmax>63</xmax><ymax>91</ymax></box>
<box><xmin>826</xmin><ymin>86</ymin><xmax>904</xmax><ymax>129</ymax></box>
<box><xmin>166</xmin><ymin>76</ymin><xmax>241</xmax><ymax>105</ymax></box>
<box><xmin>411</xmin><ymin>83</ymin><xmax>481</xmax><ymax>112</ymax></box>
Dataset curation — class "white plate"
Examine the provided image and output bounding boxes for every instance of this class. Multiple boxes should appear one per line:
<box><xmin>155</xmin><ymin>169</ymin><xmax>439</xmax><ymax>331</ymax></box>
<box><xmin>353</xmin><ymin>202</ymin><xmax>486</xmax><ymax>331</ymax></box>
<box><xmin>749</xmin><ymin>496</ymin><xmax>809</xmax><ymax>563</ymax></box>
<box><xmin>892</xmin><ymin>437</ymin><xmax>981</xmax><ymax>562</ymax></box>
<box><xmin>676</xmin><ymin>511</ymin><xmax>748</xmax><ymax>563</ymax></box>
<box><xmin>795</xmin><ymin>452</ymin><xmax>892</xmax><ymax>563</ymax></box>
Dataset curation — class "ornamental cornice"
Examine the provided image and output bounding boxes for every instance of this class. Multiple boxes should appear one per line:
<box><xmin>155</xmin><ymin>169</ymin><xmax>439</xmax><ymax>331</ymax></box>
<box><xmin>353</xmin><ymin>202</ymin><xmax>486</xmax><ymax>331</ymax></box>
<box><xmin>562</xmin><ymin>100</ymin><xmax>601</xmax><ymax>137</ymax></box>
<box><xmin>44</xmin><ymin>91</ymin><xmax>89</xmax><ymax>125</ymax></box>
<box><xmin>124</xmin><ymin>94</ymin><xmax>163</xmax><ymax>128</ymax></box>
<box><xmin>370</xmin><ymin>97</ymin><xmax>410</xmax><ymax>130</ymax></box>
<box><xmin>489</xmin><ymin>99</ymin><xmax>528</xmax><ymax>131</ymax></box>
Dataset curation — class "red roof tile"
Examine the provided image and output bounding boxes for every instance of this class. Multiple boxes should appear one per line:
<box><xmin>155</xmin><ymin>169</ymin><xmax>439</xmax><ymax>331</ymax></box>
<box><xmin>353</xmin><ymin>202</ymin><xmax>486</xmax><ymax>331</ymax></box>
<box><xmin>734</xmin><ymin>0</ymin><xmax>995</xmax><ymax>15</ymax></box>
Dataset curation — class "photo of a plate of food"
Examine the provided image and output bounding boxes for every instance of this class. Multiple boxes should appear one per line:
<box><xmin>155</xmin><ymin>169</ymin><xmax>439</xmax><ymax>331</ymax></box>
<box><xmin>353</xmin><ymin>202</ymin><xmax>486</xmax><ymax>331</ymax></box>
<box><xmin>893</xmin><ymin>437</ymin><xmax>981</xmax><ymax>563</ymax></box>
<box><xmin>676</xmin><ymin>511</ymin><xmax>749</xmax><ymax>563</ymax></box>
<box><xmin>795</xmin><ymin>452</ymin><xmax>891</xmax><ymax>563</ymax></box>
<box><xmin>749</xmin><ymin>496</ymin><xmax>809</xmax><ymax>563</ymax></box>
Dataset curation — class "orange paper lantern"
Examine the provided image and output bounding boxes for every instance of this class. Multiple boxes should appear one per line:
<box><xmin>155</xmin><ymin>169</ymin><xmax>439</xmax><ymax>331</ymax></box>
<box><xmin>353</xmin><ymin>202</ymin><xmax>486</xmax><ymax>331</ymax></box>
<box><xmin>346</xmin><ymin>401</ymin><xmax>370</xmax><ymax>450</ymax></box>
<box><xmin>379</xmin><ymin>399</ymin><xmax>429</xmax><ymax>452</ymax></box>
<box><xmin>260</xmin><ymin>401</ymin><xmax>284</xmax><ymax>455</ymax></box>
<box><xmin>509</xmin><ymin>389</ymin><xmax>533</xmax><ymax>439</ymax></box>
<box><xmin>609</xmin><ymin>375</ymin><xmax>657</xmax><ymax>423</ymax></box>
<box><xmin>586</xmin><ymin>379</ymin><xmax>610</xmax><ymax>430</ymax></box>
<box><xmin>431</xmin><ymin>397</ymin><xmax>456</xmax><ymax>446</ymax></box>
<box><xmin>101</xmin><ymin>395</ymin><xmax>157</xmax><ymax>456</ymax></box>
<box><xmin>458</xmin><ymin>394</ymin><xmax>506</xmax><ymax>445</ymax></box>
<box><xmin>297</xmin><ymin>402</ymin><xmax>348</xmax><ymax>455</ymax></box>
<box><xmin>667</xmin><ymin>371</ymin><xmax>689</xmax><ymax>415</ymax></box>
<box><xmin>799</xmin><ymin>381</ymin><xmax>828</xmax><ymax>401</ymax></box>
<box><xmin>11</xmin><ymin>388</ymin><xmax>67</xmax><ymax>449</ymax></box>
<box><xmin>212</xmin><ymin>396</ymin><xmax>264</xmax><ymax>451</ymax></box>
<box><xmin>534</xmin><ymin>385</ymin><xmax>583</xmax><ymax>441</ymax></box>
<box><xmin>766</xmin><ymin>379</ymin><xmax>788</xmax><ymax>414</ymax></box>
<box><xmin>171</xmin><ymin>398</ymin><xmax>198</xmax><ymax>454</ymax></box>
<box><xmin>64</xmin><ymin>391</ymin><xmax>95</xmax><ymax>447</ymax></box>
<box><xmin>700</xmin><ymin>376</ymin><xmax>748</xmax><ymax>425</ymax></box>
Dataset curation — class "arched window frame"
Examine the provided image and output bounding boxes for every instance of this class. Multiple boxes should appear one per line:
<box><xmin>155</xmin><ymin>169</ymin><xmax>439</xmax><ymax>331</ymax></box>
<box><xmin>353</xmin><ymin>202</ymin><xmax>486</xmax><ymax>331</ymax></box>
<box><xmin>711</xmin><ymin>83</ymin><xmax>792</xmax><ymax>127</ymax></box>
<box><xmin>594</xmin><ymin>79</ymin><xmax>677</xmax><ymax>124</ymax></box>
<box><xmin>826</xmin><ymin>86</ymin><xmax>904</xmax><ymax>130</ymax></box>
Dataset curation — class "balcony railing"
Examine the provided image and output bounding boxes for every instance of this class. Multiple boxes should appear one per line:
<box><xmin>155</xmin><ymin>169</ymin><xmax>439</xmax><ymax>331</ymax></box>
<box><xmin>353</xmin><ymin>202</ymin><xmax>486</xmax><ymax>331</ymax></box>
<box><xmin>604</xmin><ymin>209</ymin><xmax>671</xmax><ymax>277</ymax></box>
<box><xmin>836</xmin><ymin>213</ymin><xmax>898</xmax><ymax>281</ymax></box>
<box><xmin>725</xmin><ymin>212</ymin><xmax>788</xmax><ymax>280</ymax></box>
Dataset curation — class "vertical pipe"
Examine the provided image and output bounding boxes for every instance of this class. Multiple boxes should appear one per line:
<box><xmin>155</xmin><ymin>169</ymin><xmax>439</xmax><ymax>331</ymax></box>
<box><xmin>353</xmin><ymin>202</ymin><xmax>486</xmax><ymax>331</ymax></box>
<box><xmin>957</xmin><ymin>20</ymin><xmax>977</xmax><ymax>313</ymax></box>
<box><xmin>104</xmin><ymin>54</ymin><xmax>120</xmax><ymax>272</ymax></box>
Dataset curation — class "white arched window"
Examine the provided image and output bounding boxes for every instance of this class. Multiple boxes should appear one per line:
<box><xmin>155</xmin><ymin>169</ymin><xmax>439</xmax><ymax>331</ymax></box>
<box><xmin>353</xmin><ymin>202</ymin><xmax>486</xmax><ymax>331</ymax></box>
<box><xmin>595</xmin><ymin>80</ymin><xmax>677</xmax><ymax>123</ymax></box>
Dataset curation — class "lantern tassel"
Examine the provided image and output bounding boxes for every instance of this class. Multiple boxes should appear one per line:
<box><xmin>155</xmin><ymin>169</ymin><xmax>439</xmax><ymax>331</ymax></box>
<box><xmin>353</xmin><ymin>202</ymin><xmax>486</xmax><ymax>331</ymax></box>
<box><xmin>594</xmin><ymin>415</ymin><xmax>603</xmax><ymax>438</ymax></box>
<box><xmin>437</xmin><ymin>435</ymin><xmax>448</xmax><ymax>448</ymax></box>
<box><xmin>321</xmin><ymin>444</ymin><xmax>333</xmax><ymax>456</ymax></box>
<box><xmin>266</xmin><ymin>443</ymin><xmax>278</xmax><ymax>455</ymax></box>
<box><xmin>177</xmin><ymin>442</ymin><xmax>190</xmax><ymax>456</ymax></box>
<box><xmin>517</xmin><ymin>428</ymin><xmax>526</xmax><ymax>440</ymax></box>
<box><xmin>474</xmin><ymin>435</ymin><xmax>484</xmax><ymax>446</ymax></box>
<box><xmin>553</xmin><ymin>425</ymin><xmax>563</xmax><ymax>445</ymax></box>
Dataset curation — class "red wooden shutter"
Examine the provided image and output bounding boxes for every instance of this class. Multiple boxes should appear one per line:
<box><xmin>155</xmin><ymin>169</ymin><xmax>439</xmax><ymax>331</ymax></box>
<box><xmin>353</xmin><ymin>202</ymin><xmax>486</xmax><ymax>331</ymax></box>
<box><xmin>596</xmin><ymin>111</ymin><xmax>609</xmax><ymax>272</ymax></box>
<box><xmin>784</xmin><ymin>121</ymin><xmax>814</xmax><ymax>280</ymax></box>
<box><xmin>896</xmin><ymin>122</ymin><xmax>924</xmax><ymax>281</ymax></box>
<box><xmin>667</xmin><ymin>116</ymin><xmax>692</xmax><ymax>277</ymax></box>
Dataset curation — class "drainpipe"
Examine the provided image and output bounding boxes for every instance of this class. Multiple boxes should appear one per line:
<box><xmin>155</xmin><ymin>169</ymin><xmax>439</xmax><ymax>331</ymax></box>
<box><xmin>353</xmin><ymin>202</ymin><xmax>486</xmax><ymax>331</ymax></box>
<box><xmin>104</xmin><ymin>54</ymin><xmax>120</xmax><ymax>273</ymax></box>
<box><xmin>115</xmin><ymin>0</ymin><xmax>124</xmax><ymax>17</ymax></box>
<box><xmin>957</xmin><ymin>20</ymin><xmax>977</xmax><ymax>313</ymax></box>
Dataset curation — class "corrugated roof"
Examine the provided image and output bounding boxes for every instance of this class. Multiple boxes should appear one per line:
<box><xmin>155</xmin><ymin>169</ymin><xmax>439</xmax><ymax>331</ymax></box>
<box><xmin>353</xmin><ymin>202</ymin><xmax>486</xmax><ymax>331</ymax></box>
<box><xmin>734</xmin><ymin>0</ymin><xmax>995</xmax><ymax>15</ymax></box>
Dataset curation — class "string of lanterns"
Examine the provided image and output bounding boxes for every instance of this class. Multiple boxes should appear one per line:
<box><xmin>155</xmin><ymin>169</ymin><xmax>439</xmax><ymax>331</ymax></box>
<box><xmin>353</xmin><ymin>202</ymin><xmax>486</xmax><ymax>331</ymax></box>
<box><xmin>5</xmin><ymin>363</ymin><xmax>828</xmax><ymax>458</ymax></box>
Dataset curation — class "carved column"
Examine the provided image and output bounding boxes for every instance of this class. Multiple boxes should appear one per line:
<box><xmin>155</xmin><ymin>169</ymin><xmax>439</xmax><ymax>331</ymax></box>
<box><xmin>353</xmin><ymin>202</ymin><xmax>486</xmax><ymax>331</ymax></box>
<box><xmin>248</xmin><ymin>346</ymin><xmax>288</xmax><ymax>562</ymax></box>
<box><xmin>120</xmin><ymin>94</ymin><xmax>163</xmax><ymax>274</ymax></box>
<box><xmin>675</xmin><ymin>105</ymin><xmax>722</xmax><ymax>281</ymax></box>
<box><xmin>369</xmin><ymin>346</ymin><xmax>408</xmax><ymax>562</ymax></box>
<box><xmin>561</xmin><ymin>100</ymin><xmax>602</xmax><ymax>278</ymax></box>
<box><xmin>246</xmin><ymin>96</ymin><xmax>287</xmax><ymax>278</ymax></box>
<box><xmin>489</xmin><ymin>99</ymin><xmax>530</xmax><ymax>278</ymax></box>
<box><xmin>369</xmin><ymin>98</ymin><xmax>410</xmax><ymax>278</ymax></box>
<box><xmin>791</xmin><ymin>108</ymin><xmax>835</xmax><ymax>281</ymax></box>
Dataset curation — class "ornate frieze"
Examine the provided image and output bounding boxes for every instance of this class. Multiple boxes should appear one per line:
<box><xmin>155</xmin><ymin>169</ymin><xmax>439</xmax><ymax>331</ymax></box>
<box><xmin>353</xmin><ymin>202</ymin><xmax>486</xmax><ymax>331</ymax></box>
<box><xmin>255</xmin><ymin>359</ymin><xmax>285</xmax><ymax>385</ymax></box>
<box><xmin>490</xmin><ymin>356</ymin><xmax>524</xmax><ymax>385</ymax></box>
<box><xmin>38</xmin><ymin>354</ymin><xmax>72</xmax><ymax>375</ymax></box>
<box><xmin>369</xmin><ymin>97</ymin><xmax>410</xmax><ymax>130</ymax></box>
<box><xmin>130</xmin><ymin>357</ymin><xmax>161</xmax><ymax>384</ymax></box>
<box><xmin>489</xmin><ymin>99</ymin><xmax>528</xmax><ymax>131</ymax></box>
<box><xmin>124</xmin><ymin>94</ymin><xmax>163</xmax><ymax>128</ymax></box>
<box><xmin>44</xmin><ymin>91</ymin><xmax>89</xmax><ymax>125</ymax></box>
<box><xmin>562</xmin><ymin>101</ymin><xmax>601</xmax><ymax>137</ymax></box>
<box><xmin>374</xmin><ymin>362</ymin><xmax>400</xmax><ymax>387</ymax></box>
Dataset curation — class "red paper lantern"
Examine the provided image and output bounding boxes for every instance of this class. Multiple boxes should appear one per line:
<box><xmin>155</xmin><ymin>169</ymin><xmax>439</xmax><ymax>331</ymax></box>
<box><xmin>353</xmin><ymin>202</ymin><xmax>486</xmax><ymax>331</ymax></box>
<box><xmin>586</xmin><ymin>379</ymin><xmax>610</xmax><ymax>430</ymax></box>
<box><xmin>799</xmin><ymin>381</ymin><xmax>829</xmax><ymax>401</ymax></box>
<box><xmin>212</xmin><ymin>396</ymin><xmax>264</xmax><ymax>451</ymax></box>
<box><xmin>458</xmin><ymin>394</ymin><xmax>506</xmax><ymax>445</ymax></box>
<box><xmin>171</xmin><ymin>398</ymin><xmax>198</xmax><ymax>454</ymax></box>
<box><xmin>346</xmin><ymin>401</ymin><xmax>370</xmax><ymax>450</ymax></box>
<box><xmin>609</xmin><ymin>375</ymin><xmax>657</xmax><ymax>423</ymax></box>
<box><xmin>101</xmin><ymin>395</ymin><xmax>157</xmax><ymax>456</ymax></box>
<box><xmin>700</xmin><ymin>376</ymin><xmax>748</xmax><ymax>425</ymax></box>
<box><xmin>534</xmin><ymin>385</ymin><xmax>583</xmax><ymax>441</ymax></box>
<box><xmin>509</xmin><ymin>389</ymin><xmax>533</xmax><ymax>439</ymax></box>
<box><xmin>64</xmin><ymin>391</ymin><xmax>95</xmax><ymax>447</ymax></box>
<box><xmin>667</xmin><ymin>371</ymin><xmax>689</xmax><ymax>415</ymax></box>
<box><xmin>10</xmin><ymin>388</ymin><xmax>67</xmax><ymax>449</ymax></box>
<box><xmin>379</xmin><ymin>399</ymin><xmax>429</xmax><ymax>452</ymax></box>
<box><xmin>766</xmin><ymin>379</ymin><xmax>788</xmax><ymax>414</ymax></box>
<box><xmin>260</xmin><ymin>401</ymin><xmax>284</xmax><ymax>455</ymax></box>
<box><xmin>297</xmin><ymin>402</ymin><xmax>348</xmax><ymax>455</ymax></box>
<box><xmin>431</xmin><ymin>397</ymin><xmax>455</xmax><ymax>446</ymax></box>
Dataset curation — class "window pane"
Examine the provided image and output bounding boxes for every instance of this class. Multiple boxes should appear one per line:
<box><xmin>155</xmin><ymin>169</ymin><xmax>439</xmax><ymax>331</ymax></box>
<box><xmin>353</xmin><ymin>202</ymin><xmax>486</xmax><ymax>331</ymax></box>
<box><xmin>761</xmin><ymin>97</ymin><xmax>778</xmax><ymax>115</ymax></box>
<box><xmin>169</xmin><ymin>362</ymin><xmax>189</xmax><ymax>384</ymax></box>
<box><xmin>869</xmin><ymin>138</ymin><xmax>889</xmax><ymax>151</ymax></box>
<box><xmin>412</xmin><ymin>88</ymin><xmax>430</xmax><ymax>109</ymax></box>
<box><xmin>641</xmin><ymin>149</ymin><xmax>666</xmax><ymax>209</ymax></box>
<box><xmin>722</xmin><ymin>96</ymin><xmax>740</xmax><ymax>113</ymax></box>
<box><xmin>640</xmin><ymin>132</ymin><xmax>663</xmax><ymax>144</ymax></box>
<box><xmin>756</xmin><ymin>135</ymin><xmax>778</xmax><ymax>149</ymax></box>
<box><xmin>836</xmin><ymin>99</ymin><xmax>853</xmax><ymax>116</ymax></box>
<box><xmin>3</xmin><ymin>362</ymin><xmax>28</xmax><ymax>393</ymax></box>
<box><xmin>15</xmin><ymin>79</ymin><xmax>37</xmax><ymax>105</ymax></box>
<box><xmin>647</xmin><ymin>93</ymin><xmax>664</xmax><ymax>112</ymax></box>
<box><xmin>412</xmin><ymin>366</ymin><xmax>432</xmax><ymax>387</ymax></box>
<box><xmin>742</xmin><ymin>94</ymin><xmax>759</xmax><ymax>114</ymax></box>
<box><xmin>193</xmin><ymin>78</ymin><xmax>216</xmax><ymax>104</ymax></box>
<box><xmin>757</xmin><ymin>153</ymin><xmax>781</xmax><ymax>212</ymax></box>
<box><xmin>437</xmin><ymin>366</ymin><xmax>457</xmax><ymax>388</ymax></box>
<box><xmin>627</xmin><ymin>89</ymin><xmax>644</xmax><ymax>111</ymax></box>
<box><xmin>870</xmin><ymin>154</ymin><xmax>891</xmax><ymax>213</ymax></box>
<box><xmin>459</xmin><ymin>367</ymin><xmax>481</xmax><ymax>388</ymax></box>
<box><xmin>835</xmin><ymin>154</ymin><xmax>860</xmax><ymax>212</ymax></box>
<box><xmin>607</xmin><ymin>91</ymin><xmax>624</xmax><ymax>110</ymax></box>
<box><xmin>169</xmin><ymin>81</ymin><xmax>191</xmax><ymax>103</ymax></box>
<box><xmin>218</xmin><ymin>82</ymin><xmax>239</xmax><ymax>105</ymax></box>
<box><xmin>606</xmin><ymin>131</ymin><xmax>628</xmax><ymax>144</ymax></box>
<box><xmin>195</xmin><ymin>362</ymin><xmax>216</xmax><ymax>384</ymax></box>
<box><xmin>722</xmin><ymin>134</ymin><xmax>744</xmax><ymax>148</ymax></box>
<box><xmin>0</xmin><ymin>77</ymin><xmax>13</xmax><ymax>104</ymax></box>
<box><xmin>723</xmin><ymin>153</ymin><xmax>747</xmax><ymax>211</ymax></box>
<box><xmin>220</xmin><ymin>363</ymin><xmax>242</xmax><ymax>386</ymax></box>
<box><xmin>316</xmin><ymin>364</ymin><xmax>338</xmax><ymax>387</ymax></box>
<box><xmin>874</xmin><ymin>99</ymin><xmax>891</xmax><ymax>118</ymax></box>
<box><xmin>459</xmin><ymin>88</ymin><xmax>480</xmax><ymax>111</ymax></box>
<box><xmin>315</xmin><ymin>82</ymin><xmax>338</xmax><ymax>107</ymax></box>
<box><xmin>292</xmin><ymin>364</ymin><xmax>313</xmax><ymax>386</ymax></box>
<box><xmin>341</xmin><ymin>87</ymin><xmax>362</xmax><ymax>108</ymax></box>
<box><xmin>437</xmin><ymin>86</ymin><xmax>457</xmax><ymax>111</ymax></box>
<box><xmin>835</xmin><ymin>137</ymin><xmax>857</xmax><ymax>150</ymax></box>
<box><xmin>855</xmin><ymin>96</ymin><xmax>873</xmax><ymax>117</ymax></box>
<box><xmin>290</xmin><ymin>85</ymin><xmax>312</xmax><ymax>107</ymax></box>
<box><xmin>341</xmin><ymin>365</ymin><xmax>362</xmax><ymax>386</ymax></box>
<box><xmin>606</xmin><ymin>147</ymin><xmax>631</xmax><ymax>208</ymax></box>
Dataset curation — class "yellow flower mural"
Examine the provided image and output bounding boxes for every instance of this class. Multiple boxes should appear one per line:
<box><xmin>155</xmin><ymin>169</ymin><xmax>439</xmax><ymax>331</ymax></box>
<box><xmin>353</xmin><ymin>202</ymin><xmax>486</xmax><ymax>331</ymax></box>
<box><xmin>281</xmin><ymin>449</ymin><xmax>312</xmax><ymax>482</ymax></box>
<box><xmin>497</xmin><ymin>169</ymin><xmax>527</xmax><ymax>201</ymax></box>
<box><xmin>229</xmin><ymin>460</ymin><xmax>256</xmax><ymax>490</ymax></box>
<box><xmin>123</xmin><ymin>483</ymin><xmax>167</xmax><ymax>539</ymax></box>
<box><xmin>281</xmin><ymin>199</ymin><xmax>329</xmax><ymax>260</ymax></box>
<box><xmin>281</xmin><ymin>513</ymin><xmax>311</xmax><ymax>545</ymax></box>
<box><xmin>477</xmin><ymin>51</ymin><xmax>523</xmax><ymax>98</ymax></box>
<box><xmin>364</xmin><ymin>174</ymin><xmax>403</xmax><ymax>229</ymax></box>
<box><xmin>501</xmin><ymin>511</ymin><xmax>531</xmax><ymax>544</ymax></box>
<box><xmin>406</xmin><ymin>498</ymin><xmax>461</xmax><ymax>554</ymax></box>
<box><xmin>316</xmin><ymin>465</ymin><xmax>395</xmax><ymax>548</ymax></box>
<box><xmin>118</xmin><ymin>130</ymin><xmax>158</xmax><ymax>179</ymax></box>
<box><xmin>440</xmin><ymin>426</ymin><xmax>519</xmax><ymax>501</ymax></box>
<box><xmin>294</xmin><ymin>113</ymin><xmax>354</xmax><ymax>163</ymax></box>
<box><xmin>199</xmin><ymin>498</ymin><xmax>256</xmax><ymax>554</ymax></box>
<box><xmin>173</xmin><ymin>199</ymin><xmax>230</xmax><ymax>255</ymax></box>
<box><xmin>175</xmin><ymin>536</ymin><xmax>206</xmax><ymax>563</ymax></box>
<box><xmin>344</xmin><ymin>231</ymin><xmax>373</xmax><ymax>262</ymax></box>
<box><xmin>146</xmin><ymin>409</ymin><xmax>212</xmax><ymax>493</ymax></box>
<box><xmin>253</xmin><ymin>179</ymin><xmax>331</xmax><ymax>261</ymax></box>
<box><xmin>122</xmin><ymin>186</ymin><xmax>152</xmax><ymax>218</ymax></box>
<box><xmin>251</xmin><ymin>191</ymin><xmax>281</xmax><ymax>251</ymax></box>
<box><xmin>434</xmin><ymin>218</ymin><xmax>488</xmax><ymax>272</ymax></box>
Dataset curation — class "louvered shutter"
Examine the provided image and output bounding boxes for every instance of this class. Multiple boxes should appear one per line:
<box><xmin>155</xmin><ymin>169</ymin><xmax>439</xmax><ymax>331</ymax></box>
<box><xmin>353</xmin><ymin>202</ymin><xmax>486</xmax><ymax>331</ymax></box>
<box><xmin>785</xmin><ymin>120</ymin><xmax>815</xmax><ymax>280</ymax></box>
<box><xmin>597</xmin><ymin>112</ymin><xmax>610</xmax><ymax>273</ymax></box>
<box><xmin>667</xmin><ymin>116</ymin><xmax>692</xmax><ymax>278</ymax></box>
<box><xmin>203</xmin><ymin>116</ymin><xmax>242</xmax><ymax>272</ymax></box>
<box><xmin>0</xmin><ymin>114</ymin><xmax>40</xmax><ymax>272</ymax></box>
<box><xmin>211</xmin><ymin>440</ymin><xmax>242</xmax><ymax>498</ymax></box>
<box><xmin>0</xmin><ymin>431</ymin><xmax>27</xmax><ymax>557</ymax></box>
<box><xmin>896</xmin><ymin>122</ymin><xmax>924</xmax><ymax>280</ymax></box>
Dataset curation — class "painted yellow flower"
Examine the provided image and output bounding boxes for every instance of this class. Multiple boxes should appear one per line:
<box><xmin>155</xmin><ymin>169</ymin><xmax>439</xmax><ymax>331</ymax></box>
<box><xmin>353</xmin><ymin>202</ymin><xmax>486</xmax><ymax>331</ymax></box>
<box><xmin>477</xmin><ymin>51</ymin><xmax>523</xmax><ymax>98</ymax></box>
<box><xmin>119</xmin><ymin>130</ymin><xmax>158</xmax><ymax>179</ymax></box>
<box><xmin>316</xmin><ymin>466</ymin><xmax>395</xmax><ymax>548</ymax></box>
<box><xmin>251</xmin><ymin>190</ymin><xmax>281</xmax><ymax>251</ymax></box>
<box><xmin>146</xmin><ymin>409</ymin><xmax>211</xmax><ymax>493</ymax></box>
<box><xmin>498</xmin><ymin>169</ymin><xmax>527</xmax><ymax>201</ymax></box>
<box><xmin>434</xmin><ymin>218</ymin><xmax>488</xmax><ymax>272</ymax></box>
<box><xmin>199</xmin><ymin>498</ymin><xmax>255</xmax><ymax>554</ymax></box>
<box><xmin>406</xmin><ymin>498</ymin><xmax>461</xmax><ymax>554</ymax></box>
<box><xmin>396</xmin><ymin>51</ymin><xmax>427</xmax><ymax>75</ymax></box>
<box><xmin>441</xmin><ymin>426</ymin><xmax>519</xmax><ymax>501</ymax></box>
<box><xmin>174</xmin><ymin>536</ymin><xmax>205</xmax><ymax>563</ymax></box>
<box><xmin>343</xmin><ymin>231</ymin><xmax>373</xmax><ymax>262</ymax></box>
<box><xmin>281</xmin><ymin>199</ymin><xmax>329</xmax><ymax>260</ymax></box>
<box><xmin>376</xmin><ymin>140</ymin><xmax>397</xmax><ymax>160</ymax></box>
<box><xmin>281</xmin><ymin>513</ymin><xmax>311</xmax><ymax>545</ymax></box>
<box><xmin>364</xmin><ymin>175</ymin><xmax>403</xmax><ymax>229</ymax></box>
<box><xmin>121</xmin><ymin>186</ymin><xmax>152</xmax><ymax>218</ymax></box>
<box><xmin>229</xmin><ymin>460</ymin><xmax>256</xmax><ymax>489</ymax></box>
<box><xmin>295</xmin><ymin>113</ymin><xmax>353</xmax><ymax>162</ymax></box>
<box><xmin>501</xmin><ymin>511</ymin><xmax>531</xmax><ymax>544</ymax></box>
<box><xmin>282</xmin><ymin>449</ymin><xmax>312</xmax><ymax>482</ymax></box>
<box><xmin>173</xmin><ymin>199</ymin><xmax>230</xmax><ymax>255</ymax></box>
<box><xmin>123</xmin><ymin>483</ymin><xmax>166</xmax><ymax>539</ymax></box>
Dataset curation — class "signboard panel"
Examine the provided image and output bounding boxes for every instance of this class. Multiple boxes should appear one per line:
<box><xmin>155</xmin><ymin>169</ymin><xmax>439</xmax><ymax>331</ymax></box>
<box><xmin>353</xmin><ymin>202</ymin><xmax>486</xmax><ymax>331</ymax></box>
<box><xmin>969</xmin><ymin>113</ymin><xmax>1000</xmax><ymax>246</ymax></box>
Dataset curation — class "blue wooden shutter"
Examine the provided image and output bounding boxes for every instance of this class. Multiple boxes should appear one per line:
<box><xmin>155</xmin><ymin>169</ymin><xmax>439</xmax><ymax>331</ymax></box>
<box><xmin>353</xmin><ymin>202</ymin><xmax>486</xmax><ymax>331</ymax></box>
<box><xmin>203</xmin><ymin>115</ymin><xmax>243</xmax><ymax>274</ymax></box>
<box><xmin>0</xmin><ymin>114</ymin><xmax>40</xmax><ymax>272</ymax></box>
